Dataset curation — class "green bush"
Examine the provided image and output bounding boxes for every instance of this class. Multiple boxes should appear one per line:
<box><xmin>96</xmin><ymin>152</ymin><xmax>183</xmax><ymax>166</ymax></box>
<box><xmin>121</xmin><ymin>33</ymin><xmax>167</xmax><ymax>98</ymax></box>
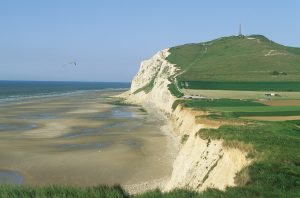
<box><xmin>181</xmin><ymin>134</ymin><xmax>189</xmax><ymax>144</ymax></box>
<box><xmin>168</xmin><ymin>83</ymin><xmax>183</xmax><ymax>98</ymax></box>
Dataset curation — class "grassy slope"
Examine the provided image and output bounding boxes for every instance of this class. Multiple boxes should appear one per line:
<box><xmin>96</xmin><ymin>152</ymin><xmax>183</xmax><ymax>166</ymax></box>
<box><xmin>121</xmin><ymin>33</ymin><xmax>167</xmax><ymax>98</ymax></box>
<box><xmin>167</xmin><ymin>35</ymin><xmax>300</xmax><ymax>82</ymax></box>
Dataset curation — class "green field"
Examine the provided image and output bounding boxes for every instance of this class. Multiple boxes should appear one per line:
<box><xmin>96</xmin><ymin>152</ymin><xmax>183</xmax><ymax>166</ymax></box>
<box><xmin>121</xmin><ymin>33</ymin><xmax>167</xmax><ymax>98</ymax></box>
<box><xmin>211</xmin><ymin>106</ymin><xmax>300</xmax><ymax>117</ymax></box>
<box><xmin>179</xmin><ymin>81</ymin><xmax>300</xmax><ymax>91</ymax></box>
<box><xmin>173</xmin><ymin>99</ymin><xmax>300</xmax><ymax>117</ymax></box>
<box><xmin>167</xmin><ymin>35</ymin><xmax>300</xmax><ymax>82</ymax></box>
<box><xmin>234</xmin><ymin>111</ymin><xmax>300</xmax><ymax>117</ymax></box>
<box><xmin>212</xmin><ymin>105</ymin><xmax>300</xmax><ymax>112</ymax></box>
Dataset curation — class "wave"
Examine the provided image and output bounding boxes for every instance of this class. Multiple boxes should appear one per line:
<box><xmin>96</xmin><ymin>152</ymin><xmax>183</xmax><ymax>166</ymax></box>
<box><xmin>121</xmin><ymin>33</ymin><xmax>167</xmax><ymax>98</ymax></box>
<box><xmin>0</xmin><ymin>88</ymin><xmax>128</xmax><ymax>105</ymax></box>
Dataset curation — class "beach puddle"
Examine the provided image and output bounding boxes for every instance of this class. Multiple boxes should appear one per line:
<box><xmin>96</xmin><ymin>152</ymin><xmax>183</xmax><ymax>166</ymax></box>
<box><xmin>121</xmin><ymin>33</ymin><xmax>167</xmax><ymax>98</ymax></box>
<box><xmin>57</xmin><ymin>142</ymin><xmax>111</xmax><ymax>151</ymax></box>
<box><xmin>63</xmin><ymin>127</ymin><xmax>101</xmax><ymax>138</ymax></box>
<box><xmin>111</xmin><ymin>108</ymin><xmax>137</xmax><ymax>118</ymax></box>
<box><xmin>18</xmin><ymin>113</ymin><xmax>59</xmax><ymax>120</ymax></box>
<box><xmin>63</xmin><ymin>122</ymin><xmax>128</xmax><ymax>139</ymax></box>
<box><xmin>123</xmin><ymin>139</ymin><xmax>142</xmax><ymax>149</ymax></box>
<box><xmin>0</xmin><ymin>170</ymin><xmax>24</xmax><ymax>185</ymax></box>
<box><xmin>0</xmin><ymin>123</ymin><xmax>38</xmax><ymax>131</ymax></box>
<box><xmin>83</xmin><ymin>107</ymin><xmax>141</xmax><ymax>120</ymax></box>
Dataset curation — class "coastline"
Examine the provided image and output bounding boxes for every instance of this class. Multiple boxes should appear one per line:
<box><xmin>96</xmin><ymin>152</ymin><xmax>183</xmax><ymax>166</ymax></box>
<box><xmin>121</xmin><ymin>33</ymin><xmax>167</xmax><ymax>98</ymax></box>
<box><xmin>122</xmin><ymin>103</ymin><xmax>180</xmax><ymax>194</ymax></box>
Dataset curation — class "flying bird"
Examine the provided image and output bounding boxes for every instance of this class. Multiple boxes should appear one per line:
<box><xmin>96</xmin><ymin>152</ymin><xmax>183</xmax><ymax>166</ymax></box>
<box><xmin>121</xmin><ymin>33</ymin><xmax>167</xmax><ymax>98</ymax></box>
<box><xmin>62</xmin><ymin>61</ymin><xmax>78</xmax><ymax>67</ymax></box>
<box><xmin>69</xmin><ymin>61</ymin><xmax>77</xmax><ymax>66</ymax></box>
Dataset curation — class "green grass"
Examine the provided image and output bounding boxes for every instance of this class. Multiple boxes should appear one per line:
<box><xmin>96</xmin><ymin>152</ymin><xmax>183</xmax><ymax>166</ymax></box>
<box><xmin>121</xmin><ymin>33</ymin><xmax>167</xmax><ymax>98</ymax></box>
<box><xmin>233</xmin><ymin>111</ymin><xmax>300</xmax><ymax>117</ymax></box>
<box><xmin>0</xmin><ymin>185</ymin><xmax>268</xmax><ymax>198</ymax></box>
<box><xmin>211</xmin><ymin>106</ymin><xmax>300</xmax><ymax>117</ymax></box>
<box><xmin>0</xmin><ymin>185</ymin><xmax>128</xmax><ymax>198</ymax></box>
<box><xmin>133</xmin><ymin>71</ymin><xmax>159</xmax><ymax>94</ymax></box>
<box><xmin>179</xmin><ymin>81</ymin><xmax>300</xmax><ymax>91</ymax></box>
<box><xmin>167</xmin><ymin>35</ymin><xmax>300</xmax><ymax>82</ymax></box>
<box><xmin>212</xmin><ymin>105</ymin><xmax>300</xmax><ymax>112</ymax></box>
<box><xmin>181</xmin><ymin>134</ymin><xmax>189</xmax><ymax>144</ymax></box>
<box><xmin>168</xmin><ymin>82</ymin><xmax>184</xmax><ymax>97</ymax></box>
<box><xmin>133</xmin><ymin>78</ymin><xmax>155</xmax><ymax>94</ymax></box>
<box><xmin>286</xmin><ymin>46</ymin><xmax>300</xmax><ymax>56</ymax></box>
<box><xmin>4</xmin><ymin>184</ymin><xmax>298</xmax><ymax>198</ymax></box>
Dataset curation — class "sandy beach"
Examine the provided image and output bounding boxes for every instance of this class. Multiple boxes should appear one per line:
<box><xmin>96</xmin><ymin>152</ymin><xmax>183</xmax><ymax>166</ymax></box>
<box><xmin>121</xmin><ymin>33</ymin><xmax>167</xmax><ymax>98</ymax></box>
<box><xmin>0</xmin><ymin>90</ymin><xmax>177</xmax><ymax>193</ymax></box>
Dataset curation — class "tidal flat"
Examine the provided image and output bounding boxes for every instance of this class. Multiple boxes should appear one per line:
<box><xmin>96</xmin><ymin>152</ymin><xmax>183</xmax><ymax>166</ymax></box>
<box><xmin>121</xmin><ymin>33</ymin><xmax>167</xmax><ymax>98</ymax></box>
<box><xmin>0</xmin><ymin>90</ymin><xmax>176</xmax><ymax>190</ymax></box>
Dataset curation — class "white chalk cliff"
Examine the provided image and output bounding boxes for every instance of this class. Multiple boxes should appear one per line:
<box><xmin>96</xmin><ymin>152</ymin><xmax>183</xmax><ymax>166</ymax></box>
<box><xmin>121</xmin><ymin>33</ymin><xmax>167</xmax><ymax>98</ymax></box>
<box><xmin>126</xmin><ymin>49</ymin><xmax>250</xmax><ymax>192</ymax></box>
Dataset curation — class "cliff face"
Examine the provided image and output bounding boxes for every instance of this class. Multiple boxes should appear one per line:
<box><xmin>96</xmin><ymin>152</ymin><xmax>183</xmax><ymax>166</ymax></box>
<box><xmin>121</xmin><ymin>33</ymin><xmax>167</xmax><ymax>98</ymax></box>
<box><xmin>128</xmin><ymin>49</ymin><xmax>178</xmax><ymax>113</ymax></box>
<box><xmin>165</xmin><ymin>106</ymin><xmax>249</xmax><ymax>191</ymax></box>
<box><xmin>126</xmin><ymin>49</ymin><xmax>250</xmax><ymax>192</ymax></box>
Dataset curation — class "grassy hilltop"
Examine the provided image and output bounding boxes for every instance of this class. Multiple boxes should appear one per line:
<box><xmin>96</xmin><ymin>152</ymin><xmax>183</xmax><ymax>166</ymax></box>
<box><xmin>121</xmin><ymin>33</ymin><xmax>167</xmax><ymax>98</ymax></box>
<box><xmin>168</xmin><ymin>35</ymin><xmax>300</xmax><ymax>82</ymax></box>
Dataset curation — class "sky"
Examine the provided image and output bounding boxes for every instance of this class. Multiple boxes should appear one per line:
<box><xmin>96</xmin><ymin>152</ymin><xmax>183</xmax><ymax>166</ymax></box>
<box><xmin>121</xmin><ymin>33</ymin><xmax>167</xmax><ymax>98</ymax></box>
<box><xmin>1</xmin><ymin>0</ymin><xmax>300</xmax><ymax>82</ymax></box>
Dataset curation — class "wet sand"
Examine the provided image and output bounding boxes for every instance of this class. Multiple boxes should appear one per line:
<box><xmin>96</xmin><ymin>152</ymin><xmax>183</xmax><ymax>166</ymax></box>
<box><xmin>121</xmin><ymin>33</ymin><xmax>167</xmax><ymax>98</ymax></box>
<box><xmin>0</xmin><ymin>90</ymin><xmax>176</xmax><ymax>192</ymax></box>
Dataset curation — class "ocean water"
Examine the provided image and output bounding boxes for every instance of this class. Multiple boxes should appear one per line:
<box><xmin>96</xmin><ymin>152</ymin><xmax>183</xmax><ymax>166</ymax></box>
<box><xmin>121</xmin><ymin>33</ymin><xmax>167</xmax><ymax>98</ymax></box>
<box><xmin>0</xmin><ymin>81</ymin><xmax>130</xmax><ymax>102</ymax></box>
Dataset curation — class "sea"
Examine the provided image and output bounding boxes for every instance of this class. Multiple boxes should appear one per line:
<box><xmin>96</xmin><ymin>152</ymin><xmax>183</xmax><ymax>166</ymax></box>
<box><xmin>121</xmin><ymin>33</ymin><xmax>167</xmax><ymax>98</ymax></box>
<box><xmin>0</xmin><ymin>81</ymin><xmax>131</xmax><ymax>102</ymax></box>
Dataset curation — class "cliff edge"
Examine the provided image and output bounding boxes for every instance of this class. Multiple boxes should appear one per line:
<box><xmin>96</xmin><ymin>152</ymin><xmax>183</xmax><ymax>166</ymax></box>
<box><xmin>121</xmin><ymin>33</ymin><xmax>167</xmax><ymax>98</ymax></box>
<box><xmin>125</xmin><ymin>48</ymin><xmax>250</xmax><ymax>192</ymax></box>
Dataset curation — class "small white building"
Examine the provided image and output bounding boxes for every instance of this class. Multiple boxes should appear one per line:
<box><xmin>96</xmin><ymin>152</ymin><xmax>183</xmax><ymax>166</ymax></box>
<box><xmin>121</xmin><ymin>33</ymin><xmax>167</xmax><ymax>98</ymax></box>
<box><xmin>265</xmin><ymin>93</ymin><xmax>280</xmax><ymax>97</ymax></box>
<box><xmin>182</xmin><ymin>95</ymin><xmax>207</xmax><ymax>99</ymax></box>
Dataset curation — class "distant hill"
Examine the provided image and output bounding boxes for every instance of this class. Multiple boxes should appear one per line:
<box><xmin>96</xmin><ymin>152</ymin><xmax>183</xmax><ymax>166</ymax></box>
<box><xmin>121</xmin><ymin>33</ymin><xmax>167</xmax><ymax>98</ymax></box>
<box><xmin>167</xmin><ymin>35</ymin><xmax>300</xmax><ymax>82</ymax></box>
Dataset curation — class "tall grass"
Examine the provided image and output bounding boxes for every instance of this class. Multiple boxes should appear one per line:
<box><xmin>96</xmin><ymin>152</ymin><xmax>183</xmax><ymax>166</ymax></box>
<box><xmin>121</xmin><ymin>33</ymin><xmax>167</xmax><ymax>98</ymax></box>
<box><xmin>0</xmin><ymin>185</ymin><xmax>128</xmax><ymax>198</ymax></box>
